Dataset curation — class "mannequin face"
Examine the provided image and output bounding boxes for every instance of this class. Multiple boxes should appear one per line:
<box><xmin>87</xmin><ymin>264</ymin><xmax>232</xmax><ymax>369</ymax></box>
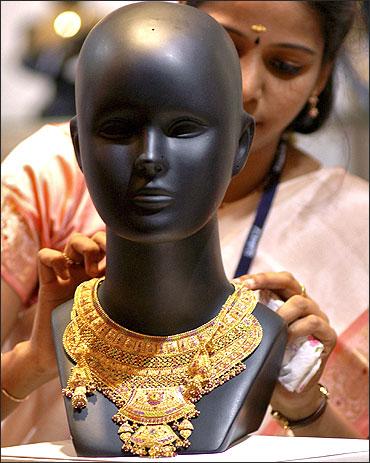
<box><xmin>72</xmin><ymin>3</ymin><xmax>253</xmax><ymax>243</ymax></box>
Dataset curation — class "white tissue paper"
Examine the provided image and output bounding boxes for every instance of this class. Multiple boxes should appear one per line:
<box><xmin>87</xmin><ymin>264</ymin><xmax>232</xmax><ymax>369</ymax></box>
<box><xmin>255</xmin><ymin>288</ymin><xmax>324</xmax><ymax>393</ymax></box>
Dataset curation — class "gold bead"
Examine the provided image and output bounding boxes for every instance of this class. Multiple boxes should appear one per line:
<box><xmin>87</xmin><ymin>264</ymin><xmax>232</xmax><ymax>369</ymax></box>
<box><xmin>119</xmin><ymin>432</ymin><xmax>132</xmax><ymax>442</ymax></box>
<box><xmin>179</xmin><ymin>429</ymin><xmax>192</xmax><ymax>439</ymax></box>
<box><xmin>118</xmin><ymin>423</ymin><xmax>133</xmax><ymax>433</ymax></box>
<box><xmin>178</xmin><ymin>419</ymin><xmax>193</xmax><ymax>431</ymax></box>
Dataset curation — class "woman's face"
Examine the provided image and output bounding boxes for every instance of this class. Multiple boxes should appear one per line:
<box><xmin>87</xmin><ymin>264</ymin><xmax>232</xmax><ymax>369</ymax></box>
<box><xmin>200</xmin><ymin>1</ymin><xmax>329</xmax><ymax>153</ymax></box>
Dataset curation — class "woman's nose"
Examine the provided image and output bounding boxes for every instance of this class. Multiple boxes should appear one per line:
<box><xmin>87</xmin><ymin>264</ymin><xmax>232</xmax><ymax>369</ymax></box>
<box><xmin>240</xmin><ymin>53</ymin><xmax>264</xmax><ymax>114</ymax></box>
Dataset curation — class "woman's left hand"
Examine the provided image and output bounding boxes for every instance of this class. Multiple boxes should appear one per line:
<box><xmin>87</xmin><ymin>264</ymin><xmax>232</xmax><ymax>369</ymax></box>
<box><xmin>30</xmin><ymin>231</ymin><xmax>107</xmax><ymax>379</ymax></box>
<box><xmin>241</xmin><ymin>271</ymin><xmax>337</xmax><ymax>421</ymax></box>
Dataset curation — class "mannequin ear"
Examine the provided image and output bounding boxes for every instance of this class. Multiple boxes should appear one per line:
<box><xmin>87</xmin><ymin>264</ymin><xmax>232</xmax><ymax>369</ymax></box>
<box><xmin>232</xmin><ymin>112</ymin><xmax>255</xmax><ymax>176</ymax></box>
<box><xmin>70</xmin><ymin>116</ymin><xmax>82</xmax><ymax>171</ymax></box>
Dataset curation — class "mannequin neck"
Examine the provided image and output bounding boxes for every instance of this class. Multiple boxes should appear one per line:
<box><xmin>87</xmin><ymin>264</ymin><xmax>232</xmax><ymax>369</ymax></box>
<box><xmin>98</xmin><ymin>216</ymin><xmax>232</xmax><ymax>335</ymax></box>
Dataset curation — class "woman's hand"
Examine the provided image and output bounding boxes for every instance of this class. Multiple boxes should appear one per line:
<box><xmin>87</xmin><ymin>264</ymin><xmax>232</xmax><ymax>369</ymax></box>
<box><xmin>31</xmin><ymin>231</ymin><xmax>107</xmax><ymax>373</ymax></box>
<box><xmin>241</xmin><ymin>271</ymin><xmax>337</xmax><ymax>421</ymax></box>
<box><xmin>37</xmin><ymin>231</ymin><xmax>106</xmax><ymax>307</ymax></box>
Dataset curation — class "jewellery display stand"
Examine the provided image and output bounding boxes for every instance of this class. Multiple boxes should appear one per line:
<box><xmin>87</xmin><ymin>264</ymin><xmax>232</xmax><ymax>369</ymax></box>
<box><xmin>51</xmin><ymin>2</ymin><xmax>287</xmax><ymax>457</ymax></box>
<box><xmin>53</xmin><ymin>301</ymin><xmax>286</xmax><ymax>457</ymax></box>
<box><xmin>2</xmin><ymin>437</ymin><xmax>369</xmax><ymax>462</ymax></box>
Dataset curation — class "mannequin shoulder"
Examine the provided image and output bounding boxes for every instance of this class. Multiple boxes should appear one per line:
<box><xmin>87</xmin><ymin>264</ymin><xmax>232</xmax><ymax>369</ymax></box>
<box><xmin>253</xmin><ymin>302</ymin><xmax>287</xmax><ymax>337</ymax></box>
<box><xmin>51</xmin><ymin>299</ymin><xmax>74</xmax><ymax>333</ymax></box>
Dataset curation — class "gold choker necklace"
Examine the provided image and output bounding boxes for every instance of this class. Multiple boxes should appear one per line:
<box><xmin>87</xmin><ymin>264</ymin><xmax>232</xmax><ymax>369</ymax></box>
<box><xmin>62</xmin><ymin>278</ymin><xmax>262</xmax><ymax>458</ymax></box>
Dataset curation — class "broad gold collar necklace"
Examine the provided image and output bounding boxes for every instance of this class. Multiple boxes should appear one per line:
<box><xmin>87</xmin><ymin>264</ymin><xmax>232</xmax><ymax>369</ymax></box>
<box><xmin>62</xmin><ymin>278</ymin><xmax>262</xmax><ymax>457</ymax></box>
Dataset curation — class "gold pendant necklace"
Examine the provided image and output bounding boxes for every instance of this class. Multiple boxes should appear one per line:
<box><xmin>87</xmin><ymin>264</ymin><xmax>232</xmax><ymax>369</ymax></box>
<box><xmin>62</xmin><ymin>278</ymin><xmax>262</xmax><ymax>457</ymax></box>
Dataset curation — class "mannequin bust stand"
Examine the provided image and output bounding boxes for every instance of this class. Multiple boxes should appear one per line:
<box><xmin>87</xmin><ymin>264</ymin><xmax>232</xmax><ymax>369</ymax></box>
<box><xmin>53</xmin><ymin>300</ymin><xmax>286</xmax><ymax>457</ymax></box>
<box><xmin>51</xmin><ymin>1</ymin><xmax>287</xmax><ymax>457</ymax></box>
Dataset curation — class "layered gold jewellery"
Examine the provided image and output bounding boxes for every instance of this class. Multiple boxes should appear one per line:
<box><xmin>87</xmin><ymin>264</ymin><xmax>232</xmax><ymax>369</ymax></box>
<box><xmin>62</xmin><ymin>278</ymin><xmax>263</xmax><ymax>458</ymax></box>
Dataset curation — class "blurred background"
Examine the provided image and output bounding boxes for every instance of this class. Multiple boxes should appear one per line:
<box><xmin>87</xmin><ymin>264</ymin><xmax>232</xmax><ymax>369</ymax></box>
<box><xmin>1</xmin><ymin>1</ymin><xmax>369</xmax><ymax>180</ymax></box>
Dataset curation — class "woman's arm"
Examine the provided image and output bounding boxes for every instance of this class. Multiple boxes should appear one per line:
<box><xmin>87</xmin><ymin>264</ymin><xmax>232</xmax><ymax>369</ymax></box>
<box><xmin>243</xmin><ymin>271</ymin><xmax>363</xmax><ymax>439</ymax></box>
<box><xmin>1</xmin><ymin>278</ymin><xmax>54</xmax><ymax>419</ymax></box>
<box><xmin>1</xmin><ymin>280</ymin><xmax>26</xmax><ymax>345</ymax></box>
<box><xmin>1</xmin><ymin>232</ymin><xmax>106</xmax><ymax>420</ymax></box>
<box><xmin>290</xmin><ymin>398</ymin><xmax>360</xmax><ymax>438</ymax></box>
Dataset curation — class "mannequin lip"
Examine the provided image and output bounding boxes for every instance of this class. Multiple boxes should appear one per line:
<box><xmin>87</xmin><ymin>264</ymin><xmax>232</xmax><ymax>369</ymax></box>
<box><xmin>131</xmin><ymin>188</ymin><xmax>174</xmax><ymax>210</ymax></box>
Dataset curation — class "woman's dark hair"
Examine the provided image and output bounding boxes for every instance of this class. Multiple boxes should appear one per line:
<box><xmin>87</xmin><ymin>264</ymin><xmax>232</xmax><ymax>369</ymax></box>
<box><xmin>184</xmin><ymin>1</ymin><xmax>357</xmax><ymax>134</ymax></box>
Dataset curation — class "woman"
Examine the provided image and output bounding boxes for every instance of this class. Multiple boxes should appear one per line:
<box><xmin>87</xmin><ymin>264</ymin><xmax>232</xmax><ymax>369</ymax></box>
<box><xmin>1</xmin><ymin>0</ymin><xmax>367</xmax><ymax>445</ymax></box>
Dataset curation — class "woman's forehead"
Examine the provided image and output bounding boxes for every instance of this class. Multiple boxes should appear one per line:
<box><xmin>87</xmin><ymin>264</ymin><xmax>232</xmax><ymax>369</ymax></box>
<box><xmin>202</xmin><ymin>1</ymin><xmax>324</xmax><ymax>51</ymax></box>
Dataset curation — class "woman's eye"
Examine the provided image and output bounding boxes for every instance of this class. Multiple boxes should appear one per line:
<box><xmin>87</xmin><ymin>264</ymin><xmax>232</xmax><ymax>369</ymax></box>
<box><xmin>167</xmin><ymin>119</ymin><xmax>207</xmax><ymax>138</ymax></box>
<box><xmin>268</xmin><ymin>59</ymin><xmax>303</xmax><ymax>76</ymax></box>
<box><xmin>99</xmin><ymin>121</ymin><xmax>138</xmax><ymax>140</ymax></box>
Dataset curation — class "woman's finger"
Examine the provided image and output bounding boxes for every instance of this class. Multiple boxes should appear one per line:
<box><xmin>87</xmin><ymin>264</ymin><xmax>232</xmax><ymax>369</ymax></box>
<box><xmin>287</xmin><ymin>315</ymin><xmax>337</xmax><ymax>357</ymax></box>
<box><xmin>63</xmin><ymin>232</ymin><xmax>104</xmax><ymax>277</ymax></box>
<box><xmin>38</xmin><ymin>248</ymin><xmax>70</xmax><ymax>283</ymax></box>
<box><xmin>276</xmin><ymin>295</ymin><xmax>329</xmax><ymax>325</ymax></box>
<box><xmin>241</xmin><ymin>271</ymin><xmax>306</xmax><ymax>300</ymax></box>
<box><xmin>91</xmin><ymin>231</ymin><xmax>106</xmax><ymax>252</ymax></box>
<box><xmin>90</xmin><ymin>231</ymin><xmax>107</xmax><ymax>276</ymax></box>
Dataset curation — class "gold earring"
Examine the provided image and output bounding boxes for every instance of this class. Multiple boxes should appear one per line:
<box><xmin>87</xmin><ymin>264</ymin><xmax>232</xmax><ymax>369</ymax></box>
<box><xmin>308</xmin><ymin>95</ymin><xmax>319</xmax><ymax>118</ymax></box>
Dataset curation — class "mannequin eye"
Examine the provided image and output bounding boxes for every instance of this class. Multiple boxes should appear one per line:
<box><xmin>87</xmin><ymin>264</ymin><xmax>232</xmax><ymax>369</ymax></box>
<box><xmin>167</xmin><ymin>119</ymin><xmax>207</xmax><ymax>138</ymax></box>
<box><xmin>98</xmin><ymin>120</ymin><xmax>139</xmax><ymax>140</ymax></box>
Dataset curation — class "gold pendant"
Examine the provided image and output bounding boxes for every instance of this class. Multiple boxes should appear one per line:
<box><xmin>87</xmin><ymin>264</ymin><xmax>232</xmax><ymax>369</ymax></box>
<box><xmin>113</xmin><ymin>386</ymin><xmax>198</xmax><ymax>456</ymax></box>
<box><xmin>118</xmin><ymin>386</ymin><xmax>196</xmax><ymax>424</ymax></box>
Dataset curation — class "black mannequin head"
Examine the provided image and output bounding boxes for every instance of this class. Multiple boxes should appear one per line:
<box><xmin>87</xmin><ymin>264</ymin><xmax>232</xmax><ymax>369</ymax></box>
<box><xmin>71</xmin><ymin>1</ymin><xmax>254</xmax><ymax>243</ymax></box>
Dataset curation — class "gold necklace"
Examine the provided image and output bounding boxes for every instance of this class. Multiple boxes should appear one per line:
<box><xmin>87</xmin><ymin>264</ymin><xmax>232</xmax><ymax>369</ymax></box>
<box><xmin>62</xmin><ymin>278</ymin><xmax>262</xmax><ymax>458</ymax></box>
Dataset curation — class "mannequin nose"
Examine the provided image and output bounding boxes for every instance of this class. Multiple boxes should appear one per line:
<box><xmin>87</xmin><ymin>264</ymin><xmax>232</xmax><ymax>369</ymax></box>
<box><xmin>134</xmin><ymin>128</ymin><xmax>168</xmax><ymax>178</ymax></box>
<box><xmin>134</xmin><ymin>157</ymin><xmax>166</xmax><ymax>178</ymax></box>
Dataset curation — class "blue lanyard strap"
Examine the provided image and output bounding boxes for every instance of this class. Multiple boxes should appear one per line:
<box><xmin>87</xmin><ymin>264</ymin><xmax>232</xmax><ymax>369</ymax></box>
<box><xmin>233</xmin><ymin>140</ymin><xmax>287</xmax><ymax>278</ymax></box>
